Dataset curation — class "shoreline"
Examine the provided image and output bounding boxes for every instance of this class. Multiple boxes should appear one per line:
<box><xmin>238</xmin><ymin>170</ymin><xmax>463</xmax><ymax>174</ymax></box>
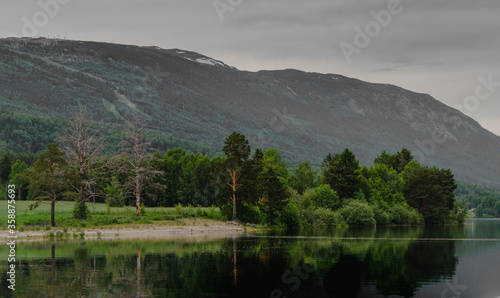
<box><xmin>0</xmin><ymin>218</ymin><xmax>250</xmax><ymax>242</ymax></box>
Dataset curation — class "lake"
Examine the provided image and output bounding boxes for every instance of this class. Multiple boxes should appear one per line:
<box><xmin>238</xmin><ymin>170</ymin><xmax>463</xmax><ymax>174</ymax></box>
<box><xmin>2</xmin><ymin>219</ymin><xmax>500</xmax><ymax>297</ymax></box>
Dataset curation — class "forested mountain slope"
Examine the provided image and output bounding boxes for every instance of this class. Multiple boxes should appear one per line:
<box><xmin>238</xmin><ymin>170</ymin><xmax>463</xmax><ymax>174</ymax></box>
<box><xmin>1</xmin><ymin>37</ymin><xmax>499</xmax><ymax>189</ymax></box>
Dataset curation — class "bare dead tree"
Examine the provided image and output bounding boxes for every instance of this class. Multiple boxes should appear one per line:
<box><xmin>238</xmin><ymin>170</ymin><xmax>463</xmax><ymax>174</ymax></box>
<box><xmin>58</xmin><ymin>105</ymin><xmax>105</xmax><ymax>214</ymax></box>
<box><xmin>118</xmin><ymin>115</ymin><xmax>165</xmax><ymax>216</ymax></box>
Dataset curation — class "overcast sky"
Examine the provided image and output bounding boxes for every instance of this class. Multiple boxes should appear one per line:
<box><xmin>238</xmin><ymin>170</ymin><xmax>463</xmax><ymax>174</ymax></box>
<box><xmin>2</xmin><ymin>0</ymin><xmax>499</xmax><ymax>136</ymax></box>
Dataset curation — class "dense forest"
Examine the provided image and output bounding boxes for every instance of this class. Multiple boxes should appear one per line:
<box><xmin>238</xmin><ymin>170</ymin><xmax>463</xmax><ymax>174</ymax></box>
<box><xmin>3</xmin><ymin>108</ymin><xmax>489</xmax><ymax>228</ymax></box>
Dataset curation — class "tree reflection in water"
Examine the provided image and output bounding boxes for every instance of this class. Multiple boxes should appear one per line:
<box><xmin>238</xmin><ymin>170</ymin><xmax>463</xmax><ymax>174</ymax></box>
<box><xmin>0</xmin><ymin>225</ymin><xmax>463</xmax><ymax>297</ymax></box>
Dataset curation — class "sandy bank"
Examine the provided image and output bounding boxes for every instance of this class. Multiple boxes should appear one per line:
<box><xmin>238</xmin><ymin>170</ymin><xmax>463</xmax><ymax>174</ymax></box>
<box><xmin>0</xmin><ymin>218</ymin><xmax>249</xmax><ymax>242</ymax></box>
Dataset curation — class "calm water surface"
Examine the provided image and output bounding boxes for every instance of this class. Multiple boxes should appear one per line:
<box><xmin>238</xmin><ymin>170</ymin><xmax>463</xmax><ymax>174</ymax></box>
<box><xmin>2</xmin><ymin>219</ymin><xmax>500</xmax><ymax>297</ymax></box>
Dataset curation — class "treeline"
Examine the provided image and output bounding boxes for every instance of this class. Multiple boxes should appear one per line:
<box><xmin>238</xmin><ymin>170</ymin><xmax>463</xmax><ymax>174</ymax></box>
<box><xmin>1</xmin><ymin>123</ymin><xmax>465</xmax><ymax>227</ymax></box>
<box><xmin>455</xmin><ymin>182</ymin><xmax>500</xmax><ymax>218</ymax></box>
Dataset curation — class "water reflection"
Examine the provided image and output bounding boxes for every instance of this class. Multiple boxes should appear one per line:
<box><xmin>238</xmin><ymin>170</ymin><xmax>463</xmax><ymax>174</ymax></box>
<box><xmin>2</xmin><ymin>220</ymin><xmax>500</xmax><ymax>297</ymax></box>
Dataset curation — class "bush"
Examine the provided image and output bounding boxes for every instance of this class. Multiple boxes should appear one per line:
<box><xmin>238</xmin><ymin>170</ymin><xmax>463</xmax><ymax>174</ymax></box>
<box><xmin>373</xmin><ymin>206</ymin><xmax>390</xmax><ymax>226</ymax></box>
<box><xmin>300</xmin><ymin>207</ymin><xmax>337</xmax><ymax>227</ymax></box>
<box><xmin>238</xmin><ymin>202</ymin><xmax>264</xmax><ymax>224</ymax></box>
<box><xmin>105</xmin><ymin>178</ymin><xmax>125</xmax><ymax>207</ymax></box>
<box><xmin>340</xmin><ymin>200</ymin><xmax>376</xmax><ymax>227</ymax></box>
<box><xmin>175</xmin><ymin>203</ymin><xmax>184</xmax><ymax>216</ymax></box>
<box><xmin>278</xmin><ymin>203</ymin><xmax>300</xmax><ymax>228</ymax></box>
<box><xmin>387</xmin><ymin>204</ymin><xmax>422</xmax><ymax>225</ymax></box>
<box><xmin>73</xmin><ymin>201</ymin><xmax>91</xmax><ymax>220</ymax></box>
<box><xmin>220</xmin><ymin>203</ymin><xmax>233</xmax><ymax>220</ymax></box>
<box><xmin>449</xmin><ymin>202</ymin><xmax>467</xmax><ymax>224</ymax></box>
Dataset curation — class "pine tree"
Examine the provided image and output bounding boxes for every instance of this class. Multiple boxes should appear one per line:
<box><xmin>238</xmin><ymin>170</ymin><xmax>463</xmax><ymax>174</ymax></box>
<box><xmin>26</xmin><ymin>144</ymin><xmax>76</xmax><ymax>227</ymax></box>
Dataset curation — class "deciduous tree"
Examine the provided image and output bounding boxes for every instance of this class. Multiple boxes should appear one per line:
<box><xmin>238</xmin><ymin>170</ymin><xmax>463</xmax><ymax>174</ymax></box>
<box><xmin>119</xmin><ymin>116</ymin><xmax>165</xmax><ymax>216</ymax></box>
<box><xmin>58</xmin><ymin>105</ymin><xmax>105</xmax><ymax>217</ymax></box>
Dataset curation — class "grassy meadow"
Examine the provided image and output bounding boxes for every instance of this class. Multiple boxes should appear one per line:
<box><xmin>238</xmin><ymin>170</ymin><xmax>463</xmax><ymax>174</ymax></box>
<box><xmin>1</xmin><ymin>200</ymin><xmax>221</xmax><ymax>230</ymax></box>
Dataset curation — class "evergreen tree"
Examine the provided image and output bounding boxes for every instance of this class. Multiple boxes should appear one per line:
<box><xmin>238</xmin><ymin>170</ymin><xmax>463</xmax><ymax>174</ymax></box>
<box><xmin>258</xmin><ymin>167</ymin><xmax>289</xmax><ymax>225</ymax></box>
<box><xmin>375</xmin><ymin>148</ymin><xmax>414</xmax><ymax>173</ymax></box>
<box><xmin>403</xmin><ymin>164</ymin><xmax>457</xmax><ymax>224</ymax></box>
<box><xmin>219</xmin><ymin>132</ymin><xmax>251</xmax><ymax>220</ymax></box>
<box><xmin>26</xmin><ymin>144</ymin><xmax>76</xmax><ymax>227</ymax></box>
<box><xmin>321</xmin><ymin>149</ymin><xmax>360</xmax><ymax>200</ymax></box>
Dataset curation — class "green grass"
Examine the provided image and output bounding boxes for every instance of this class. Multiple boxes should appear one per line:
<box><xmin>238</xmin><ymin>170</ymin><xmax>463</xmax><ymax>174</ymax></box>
<box><xmin>0</xmin><ymin>200</ymin><xmax>221</xmax><ymax>229</ymax></box>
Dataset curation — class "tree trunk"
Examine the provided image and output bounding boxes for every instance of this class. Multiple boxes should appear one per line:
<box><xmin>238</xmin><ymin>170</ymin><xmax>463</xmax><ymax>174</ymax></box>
<box><xmin>51</xmin><ymin>200</ymin><xmax>56</xmax><ymax>227</ymax></box>
<box><xmin>232</xmin><ymin>194</ymin><xmax>236</xmax><ymax>221</ymax></box>
<box><xmin>136</xmin><ymin>185</ymin><xmax>141</xmax><ymax>216</ymax></box>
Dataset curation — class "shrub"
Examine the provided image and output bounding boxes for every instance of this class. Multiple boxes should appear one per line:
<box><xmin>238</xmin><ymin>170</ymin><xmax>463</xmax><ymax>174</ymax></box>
<box><xmin>300</xmin><ymin>207</ymin><xmax>337</xmax><ymax>227</ymax></box>
<box><xmin>175</xmin><ymin>203</ymin><xmax>184</xmax><ymax>216</ymax></box>
<box><xmin>105</xmin><ymin>178</ymin><xmax>125</xmax><ymax>207</ymax></box>
<box><xmin>340</xmin><ymin>200</ymin><xmax>376</xmax><ymax>227</ymax></box>
<box><xmin>140</xmin><ymin>203</ymin><xmax>146</xmax><ymax>216</ymax></box>
<box><xmin>238</xmin><ymin>202</ymin><xmax>264</xmax><ymax>224</ymax></box>
<box><xmin>373</xmin><ymin>206</ymin><xmax>390</xmax><ymax>226</ymax></box>
<box><xmin>220</xmin><ymin>203</ymin><xmax>233</xmax><ymax>220</ymax></box>
<box><xmin>387</xmin><ymin>204</ymin><xmax>423</xmax><ymax>225</ymax></box>
<box><xmin>73</xmin><ymin>201</ymin><xmax>91</xmax><ymax>220</ymax></box>
<box><xmin>278</xmin><ymin>203</ymin><xmax>300</xmax><ymax>228</ymax></box>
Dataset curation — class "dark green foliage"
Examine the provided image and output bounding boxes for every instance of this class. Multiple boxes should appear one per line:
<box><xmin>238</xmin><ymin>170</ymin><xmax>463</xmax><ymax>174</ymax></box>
<box><xmin>0</xmin><ymin>154</ymin><xmax>12</xmax><ymax>185</ymax></box>
<box><xmin>278</xmin><ymin>202</ymin><xmax>300</xmax><ymax>228</ymax></box>
<box><xmin>339</xmin><ymin>200</ymin><xmax>376</xmax><ymax>227</ymax></box>
<box><xmin>373</xmin><ymin>207</ymin><xmax>390</xmax><ymax>226</ymax></box>
<box><xmin>321</xmin><ymin>149</ymin><xmax>360</xmax><ymax>200</ymax></box>
<box><xmin>105</xmin><ymin>178</ymin><xmax>125</xmax><ymax>207</ymax></box>
<box><xmin>475</xmin><ymin>205</ymin><xmax>483</xmax><ymax>218</ymax></box>
<box><xmin>449</xmin><ymin>202</ymin><xmax>467</xmax><ymax>224</ymax></box>
<box><xmin>73</xmin><ymin>200</ymin><xmax>91</xmax><ymax>220</ymax></box>
<box><xmin>289</xmin><ymin>160</ymin><xmax>318</xmax><ymax>195</ymax></box>
<box><xmin>8</xmin><ymin>159</ymin><xmax>31</xmax><ymax>200</ymax></box>
<box><xmin>357</xmin><ymin>164</ymin><xmax>405</xmax><ymax>207</ymax></box>
<box><xmin>402</xmin><ymin>162</ymin><xmax>457</xmax><ymax>225</ymax></box>
<box><xmin>304</xmin><ymin>184</ymin><xmax>340</xmax><ymax>210</ymax></box>
<box><xmin>387</xmin><ymin>205</ymin><xmax>422</xmax><ymax>225</ymax></box>
<box><xmin>222</xmin><ymin>131</ymin><xmax>251</xmax><ymax>168</ymax></box>
<box><xmin>258</xmin><ymin>167</ymin><xmax>289</xmax><ymax>225</ymax></box>
<box><xmin>454</xmin><ymin>182</ymin><xmax>500</xmax><ymax>215</ymax></box>
<box><xmin>374</xmin><ymin>148</ymin><xmax>414</xmax><ymax>173</ymax></box>
<box><xmin>150</xmin><ymin>148</ymin><xmax>217</xmax><ymax>207</ymax></box>
<box><xmin>300</xmin><ymin>207</ymin><xmax>338</xmax><ymax>227</ymax></box>
<box><xmin>237</xmin><ymin>202</ymin><xmax>264</xmax><ymax>224</ymax></box>
<box><xmin>25</xmin><ymin>143</ymin><xmax>76</xmax><ymax>226</ymax></box>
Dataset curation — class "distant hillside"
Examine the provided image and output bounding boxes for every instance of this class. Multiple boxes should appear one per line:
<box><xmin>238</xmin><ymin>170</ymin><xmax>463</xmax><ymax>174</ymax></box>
<box><xmin>1</xmin><ymin>37</ymin><xmax>499</xmax><ymax>189</ymax></box>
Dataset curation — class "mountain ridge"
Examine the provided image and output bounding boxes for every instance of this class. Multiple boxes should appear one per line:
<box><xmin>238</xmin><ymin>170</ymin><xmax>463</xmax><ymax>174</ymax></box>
<box><xmin>0</xmin><ymin>37</ymin><xmax>499</xmax><ymax>189</ymax></box>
